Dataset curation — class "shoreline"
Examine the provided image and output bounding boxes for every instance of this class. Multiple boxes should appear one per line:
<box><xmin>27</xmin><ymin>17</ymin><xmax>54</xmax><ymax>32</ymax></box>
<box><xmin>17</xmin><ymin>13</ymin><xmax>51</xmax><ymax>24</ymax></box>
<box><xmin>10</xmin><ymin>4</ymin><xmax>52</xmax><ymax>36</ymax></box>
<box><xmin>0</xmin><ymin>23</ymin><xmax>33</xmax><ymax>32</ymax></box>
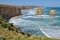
<box><xmin>9</xmin><ymin>15</ymin><xmax>60</xmax><ymax>39</ymax></box>
<box><xmin>9</xmin><ymin>15</ymin><xmax>22</xmax><ymax>22</ymax></box>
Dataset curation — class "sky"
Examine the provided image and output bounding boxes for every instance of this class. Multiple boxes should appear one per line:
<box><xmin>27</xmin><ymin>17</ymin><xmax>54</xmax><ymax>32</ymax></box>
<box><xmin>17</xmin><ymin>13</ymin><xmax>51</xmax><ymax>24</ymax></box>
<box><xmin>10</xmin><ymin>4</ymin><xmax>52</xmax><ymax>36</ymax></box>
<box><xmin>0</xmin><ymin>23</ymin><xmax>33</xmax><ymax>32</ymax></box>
<box><xmin>0</xmin><ymin>0</ymin><xmax>60</xmax><ymax>7</ymax></box>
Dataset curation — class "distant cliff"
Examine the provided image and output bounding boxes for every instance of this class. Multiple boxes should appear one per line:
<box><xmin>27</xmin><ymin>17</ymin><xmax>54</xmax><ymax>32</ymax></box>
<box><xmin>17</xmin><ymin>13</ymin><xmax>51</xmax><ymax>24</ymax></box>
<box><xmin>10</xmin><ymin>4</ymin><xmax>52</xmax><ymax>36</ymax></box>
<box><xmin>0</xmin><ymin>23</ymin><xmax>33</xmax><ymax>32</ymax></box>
<box><xmin>0</xmin><ymin>4</ymin><xmax>41</xmax><ymax>21</ymax></box>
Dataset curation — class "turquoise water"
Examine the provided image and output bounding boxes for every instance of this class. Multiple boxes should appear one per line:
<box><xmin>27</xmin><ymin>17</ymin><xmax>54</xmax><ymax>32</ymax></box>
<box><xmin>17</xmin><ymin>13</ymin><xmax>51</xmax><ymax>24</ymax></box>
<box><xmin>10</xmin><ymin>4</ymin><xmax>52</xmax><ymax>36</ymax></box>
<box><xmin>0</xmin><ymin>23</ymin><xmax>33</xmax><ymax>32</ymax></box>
<box><xmin>9</xmin><ymin>7</ymin><xmax>60</xmax><ymax>38</ymax></box>
<box><xmin>43</xmin><ymin>7</ymin><xmax>60</xmax><ymax>16</ymax></box>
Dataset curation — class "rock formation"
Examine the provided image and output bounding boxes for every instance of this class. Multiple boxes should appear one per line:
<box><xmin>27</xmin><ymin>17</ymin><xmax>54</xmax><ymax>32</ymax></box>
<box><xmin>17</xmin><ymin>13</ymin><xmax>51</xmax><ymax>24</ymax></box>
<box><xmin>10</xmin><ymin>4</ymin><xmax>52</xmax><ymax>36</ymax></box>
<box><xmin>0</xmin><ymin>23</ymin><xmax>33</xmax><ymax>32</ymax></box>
<box><xmin>0</xmin><ymin>4</ymin><xmax>41</xmax><ymax>21</ymax></box>
<box><xmin>0</xmin><ymin>4</ymin><xmax>22</xmax><ymax>21</ymax></box>
<box><xmin>36</xmin><ymin>7</ymin><xmax>43</xmax><ymax>15</ymax></box>
<box><xmin>50</xmin><ymin>10</ymin><xmax>56</xmax><ymax>16</ymax></box>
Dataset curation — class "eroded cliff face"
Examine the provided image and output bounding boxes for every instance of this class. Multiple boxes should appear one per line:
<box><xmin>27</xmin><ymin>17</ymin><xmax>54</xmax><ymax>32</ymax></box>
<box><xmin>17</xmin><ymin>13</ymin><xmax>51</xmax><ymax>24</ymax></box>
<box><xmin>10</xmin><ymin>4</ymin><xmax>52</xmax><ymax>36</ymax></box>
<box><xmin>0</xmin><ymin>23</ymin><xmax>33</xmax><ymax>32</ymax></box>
<box><xmin>0</xmin><ymin>4</ymin><xmax>41</xmax><ymax>21</ymax></box>
<box><xmin>0</xmin><ymin>4</ymin><xmax>22</xmax><ymax>21</ymax></box>
<box><xmin>0</xmin><ymin>4</ymin><xmax>35</xmax><ymax>21</ymax></box>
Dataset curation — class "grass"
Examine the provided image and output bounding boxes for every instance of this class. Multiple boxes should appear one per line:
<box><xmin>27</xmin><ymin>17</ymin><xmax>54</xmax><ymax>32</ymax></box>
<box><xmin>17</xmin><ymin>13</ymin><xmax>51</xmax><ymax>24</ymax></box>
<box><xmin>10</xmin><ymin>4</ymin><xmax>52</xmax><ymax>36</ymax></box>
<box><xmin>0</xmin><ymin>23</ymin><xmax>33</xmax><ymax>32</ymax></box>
<box><xmin>0</xmin><ymin>17</ymin><xmax>59</xmax><ymax>40</ymax></box>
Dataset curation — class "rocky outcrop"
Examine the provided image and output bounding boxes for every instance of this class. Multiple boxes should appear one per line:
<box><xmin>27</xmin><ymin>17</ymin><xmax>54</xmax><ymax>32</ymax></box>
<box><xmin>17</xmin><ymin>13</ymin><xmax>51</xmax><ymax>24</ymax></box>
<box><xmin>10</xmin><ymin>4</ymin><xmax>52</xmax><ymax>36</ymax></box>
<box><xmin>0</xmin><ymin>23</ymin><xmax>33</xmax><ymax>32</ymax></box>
<box><xmin>0</xmin><ymin>4</ymin><xmax>22</xmax><ymax>21</ymax></box>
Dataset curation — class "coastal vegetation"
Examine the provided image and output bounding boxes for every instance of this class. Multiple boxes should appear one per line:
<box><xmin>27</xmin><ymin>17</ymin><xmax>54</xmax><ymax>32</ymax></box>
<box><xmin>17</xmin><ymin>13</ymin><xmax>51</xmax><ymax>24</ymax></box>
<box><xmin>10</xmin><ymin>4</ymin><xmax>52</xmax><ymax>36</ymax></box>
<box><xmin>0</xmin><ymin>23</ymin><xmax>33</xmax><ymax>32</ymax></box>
<box><xmin>0</xmin><ymin>17</ymin><xmax>59</xmax><ymax>40</ymax></box>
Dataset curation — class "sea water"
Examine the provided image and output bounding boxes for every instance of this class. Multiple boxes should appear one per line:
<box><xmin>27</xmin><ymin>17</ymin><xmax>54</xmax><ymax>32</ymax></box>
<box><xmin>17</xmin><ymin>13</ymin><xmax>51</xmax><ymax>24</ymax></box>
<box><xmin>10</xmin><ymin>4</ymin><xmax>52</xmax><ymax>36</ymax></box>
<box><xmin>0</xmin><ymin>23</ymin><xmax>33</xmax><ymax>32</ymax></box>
<box><xmin>9</xmin><ymin>7</ymin><xmax>60</xmax><ymax>38</ymax></box>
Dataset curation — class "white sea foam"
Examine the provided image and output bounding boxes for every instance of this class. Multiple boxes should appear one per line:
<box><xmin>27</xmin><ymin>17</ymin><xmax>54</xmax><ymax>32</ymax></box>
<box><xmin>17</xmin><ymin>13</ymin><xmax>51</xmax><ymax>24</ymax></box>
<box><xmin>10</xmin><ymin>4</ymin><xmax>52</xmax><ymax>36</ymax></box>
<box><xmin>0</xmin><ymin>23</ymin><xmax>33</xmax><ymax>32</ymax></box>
<box><xmin>41</xmin><ymin>29</ymin><xmax>60</xmax><ymax>38</ymax></box>
<box><xmin>22</xmin><ymin>15</ymin><xmax>60</xmax><ymax>19</ymax></box>
<box><xmin>40</xmin><ymin>29</ymin><xmax>51</xmax><ymax>38</ymax></box>
<box><xmin>9</xmin><ymin>14</ymin><xmax>60</xmax><ymax>38</ymax></box>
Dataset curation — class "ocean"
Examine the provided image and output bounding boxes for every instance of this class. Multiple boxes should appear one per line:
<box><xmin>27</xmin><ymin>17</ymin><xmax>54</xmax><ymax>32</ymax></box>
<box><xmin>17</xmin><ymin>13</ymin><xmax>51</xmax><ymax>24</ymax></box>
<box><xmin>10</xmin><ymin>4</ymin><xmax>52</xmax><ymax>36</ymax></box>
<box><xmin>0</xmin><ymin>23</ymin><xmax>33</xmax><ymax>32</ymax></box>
<box><xmin>43</xmin><ymin>7</ymin><xmax>60</xmax><ymax>16</ymax></box>
<box><xmin>9</xmin><ymin>7</ymin><xmax>60</xmax><ymax>38</ymax></box>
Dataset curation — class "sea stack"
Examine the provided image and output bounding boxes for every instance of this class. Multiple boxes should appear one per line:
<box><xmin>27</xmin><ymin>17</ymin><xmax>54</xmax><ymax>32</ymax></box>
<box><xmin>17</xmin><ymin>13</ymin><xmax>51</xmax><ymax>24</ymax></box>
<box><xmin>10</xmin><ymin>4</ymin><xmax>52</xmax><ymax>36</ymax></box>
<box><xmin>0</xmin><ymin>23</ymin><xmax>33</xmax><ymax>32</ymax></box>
<box><xmin>36</xmin><ymin>8</ymin><xmax>43</xmax><ymax>15</ymax></box>
<box><xmin>50</xmin><ymin>10</ymin><xmax>56</xmax><ymax>17</ymax></box>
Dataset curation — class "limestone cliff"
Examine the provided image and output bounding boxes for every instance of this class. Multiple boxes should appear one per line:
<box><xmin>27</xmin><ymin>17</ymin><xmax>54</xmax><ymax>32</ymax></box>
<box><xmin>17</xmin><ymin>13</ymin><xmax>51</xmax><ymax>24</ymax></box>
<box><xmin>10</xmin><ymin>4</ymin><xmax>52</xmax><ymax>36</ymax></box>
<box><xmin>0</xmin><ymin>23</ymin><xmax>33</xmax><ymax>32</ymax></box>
<box><xmin>0</xmin><ymin>4</ymin><xmax>22</xmax><ymax>21</ymax></box>
<box><xmin>0</xmin><ymin>4</ymin><xmax>41</xmax><ymax>21</ymax></box>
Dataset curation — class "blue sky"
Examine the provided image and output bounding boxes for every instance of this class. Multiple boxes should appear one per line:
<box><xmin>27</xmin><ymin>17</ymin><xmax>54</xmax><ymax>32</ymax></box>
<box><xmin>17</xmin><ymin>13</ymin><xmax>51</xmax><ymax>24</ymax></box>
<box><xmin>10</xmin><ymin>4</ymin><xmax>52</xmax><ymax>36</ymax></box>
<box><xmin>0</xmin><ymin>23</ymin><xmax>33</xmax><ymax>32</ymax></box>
<box><xmin>0</xmin><ymin>0</ymin><xmax>60</xmax><ymax>7</ymax></box>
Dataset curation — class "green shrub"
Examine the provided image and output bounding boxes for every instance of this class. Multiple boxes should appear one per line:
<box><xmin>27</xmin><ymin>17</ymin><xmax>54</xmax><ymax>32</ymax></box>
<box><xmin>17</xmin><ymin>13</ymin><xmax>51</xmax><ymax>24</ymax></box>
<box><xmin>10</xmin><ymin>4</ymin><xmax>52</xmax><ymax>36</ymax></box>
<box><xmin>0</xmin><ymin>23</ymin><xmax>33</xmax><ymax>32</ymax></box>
<box><xmin>1</xmin><ymin>23</ymin><xmax>8</xmax><ymax>28</ymax></box>
<box><xmin>0</xmin><ymin>18</ymin><xmax>7</xmax><ymax>22</ymax></box>
<box><xmin>0</xmin><ymin>36</ymin><xmax>5</xmax><ymax>40</ymax></box>
<box><xmin>1</xmin><ymin>23</ymin><xmax>11</xmax><ymax>28</ymax></box>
